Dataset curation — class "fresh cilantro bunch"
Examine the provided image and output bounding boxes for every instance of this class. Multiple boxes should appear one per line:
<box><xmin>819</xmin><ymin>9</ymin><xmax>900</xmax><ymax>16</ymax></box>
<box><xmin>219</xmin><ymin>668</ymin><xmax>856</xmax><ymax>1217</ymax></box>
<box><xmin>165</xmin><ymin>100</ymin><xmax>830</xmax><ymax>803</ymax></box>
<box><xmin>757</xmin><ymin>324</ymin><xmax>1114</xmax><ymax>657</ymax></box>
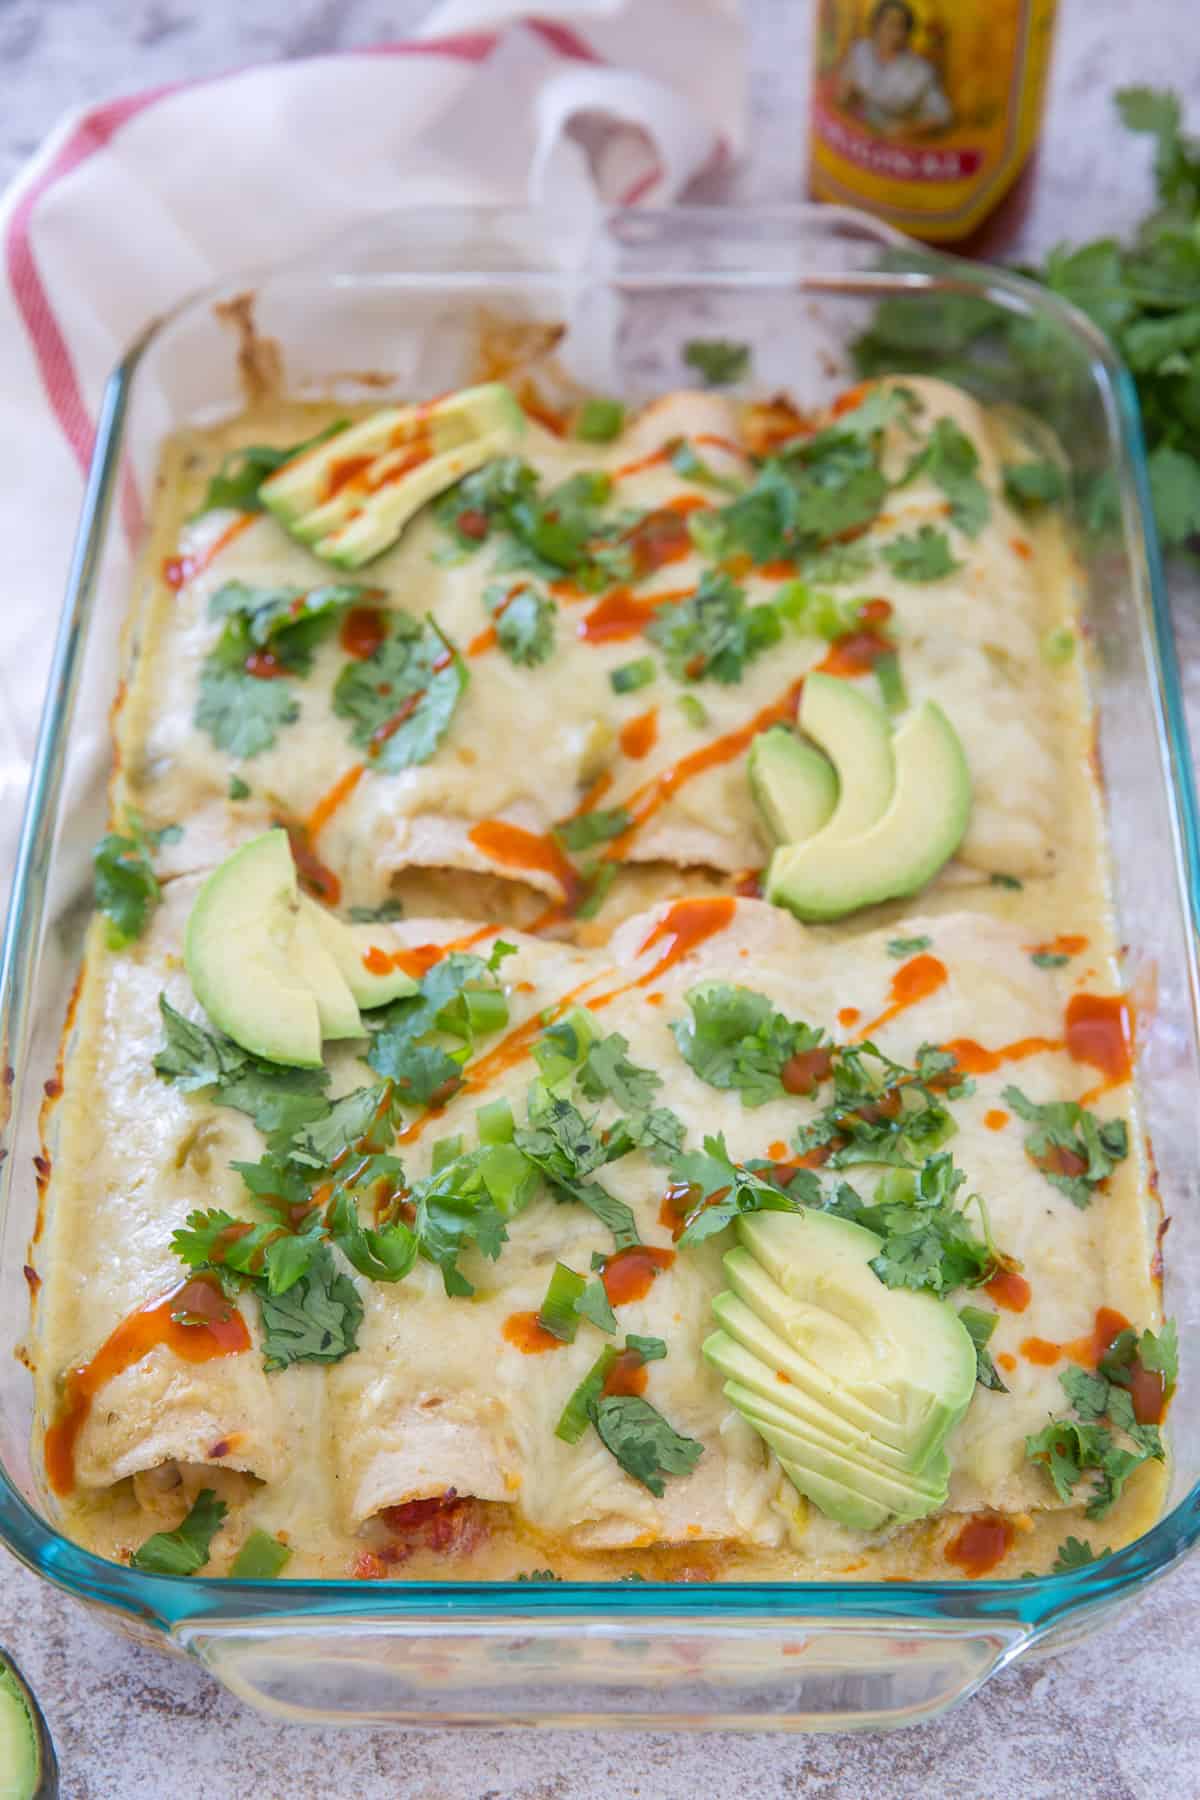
<box><xmin>92</xmin><ymin>814</ymin><xmax>181</xmax><ymax>948</ymax></box>
<box><xmin>855</xmin><ymin>88</ymin><xmax>1200</xmax><ymax>550</ymax></box>
<box><xmin>194</xmin><ymin>579</ymin><xmax>368</xmax><ymax>758</ymax></box>
<box><xmin>670</xmin><ymin>981</ymin><xmax>827</xmax><ymax>1107</ymax></box>
<box><xmin>332</xmin><ymin>612</ymin><xmax>467</xmax><ymax>773</ymax></box>
<box><xmin>1026</xmin><ymin>1321</ymin><xmax>1175</xmax><ymax>1518</ymax></box>
<box><xmin>1004</xmin><ymin>1086</ymin><xmax>1129</xmax><ymax>1208</ymax></box>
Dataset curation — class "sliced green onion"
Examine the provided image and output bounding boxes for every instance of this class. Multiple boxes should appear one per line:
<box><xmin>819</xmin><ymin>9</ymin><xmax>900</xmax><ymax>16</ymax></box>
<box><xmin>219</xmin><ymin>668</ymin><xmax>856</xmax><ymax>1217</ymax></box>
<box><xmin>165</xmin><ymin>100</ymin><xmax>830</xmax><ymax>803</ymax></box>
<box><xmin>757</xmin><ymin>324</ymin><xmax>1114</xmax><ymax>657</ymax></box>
<box><xmin>576</xmin><ymin>398</ymin><xmax>626</xmax><ymax>444</ymax></box>
<box><xmin>677</xmin><ymin>693</ymin><xmax>708</xmax><ymax>729</ymax></box>
<box><xmin>478</xmin><ymin>1143</ymin><xmax>538</xmax><ymax>1216</ymax></box>
<box><xmin>231</xmin><ymin>1530</ymin><xmax>292</xmax><ymax>1579</ymax></box>
<box><xmin>476</xmin><ymin>1097</ymin><xmax>515</xmax><ymax>1145</ymax></box>
<box><xmin>610</xmin><ymin>657</ymin><xmax>656</xmax><ymax>694</ymax></box>
<box><xmin>773</xmin><ymin>580</ymin><xmax>858</xmax><ymax>640</ymax></box>
<box><xmin>1041</xmin><ymin>626</ymin><xmax>1075</xmax><ymax>667</ymax></box>
<box><xmin>532</xmin><ymin>1006</ymin><xmax>597</xmax><ymax>1084</ymax></box>
<box><xmin>874</xmin><ymin>1168</ymin><xmax>916</xmax><ymax>1206</ymax></box>
<box><xmin>431</xmin><ymin>1134</ymin><xmax>464</xmax><ymax>1173</ymax></box>
<box><xmin>556</xmin><ymin>807</ymin><xmax>632</xmax><ymax>853</ymax></box>
<box><xmin>958</xmin><ymin>1306</ymin><xmax>998</xmax><ymax>1347</ymax></box>
<box><xmin>555</xmin><ymin>1346</ymin><xmax>618</xmax><ymax>1443</ymax></box>
<box><xmin>538</xmin><ymin>1262</ymin><xmax>587</xmax><ymax>1342</ymax></box>
<box><xmin>461</xmin><ymin>987</ymin><xmax>509</xmax><ymax>1037</ymax></box>
<box><xmin>874</xmin><ymin>650</ymin><xmax>907</xmax><ymax>713</ymax></box>
<box><xmin>575</xmin><ymin>861</ymin><xmax>617</xmax><ymax>921</ymax></box>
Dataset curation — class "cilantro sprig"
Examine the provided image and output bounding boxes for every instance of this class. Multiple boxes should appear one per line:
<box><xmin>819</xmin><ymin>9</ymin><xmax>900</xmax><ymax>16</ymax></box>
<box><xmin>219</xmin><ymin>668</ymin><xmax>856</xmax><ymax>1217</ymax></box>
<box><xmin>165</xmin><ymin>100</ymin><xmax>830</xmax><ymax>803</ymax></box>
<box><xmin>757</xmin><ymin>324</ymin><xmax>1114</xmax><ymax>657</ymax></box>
<box><xmin>644</xmin><ymin>570</ymin><xmax>782</xmax><ymax>684</ymax></box>
<box><xmin>1026</xmin><ymin>1322</ymin><xmax>1174</xmax><ymax>1518</ymax></box>
<box><xmin>93</xmin><ymin>814</ymin><xmax>181</xmax><ymax>948</ymax></box>
<box><xmin>670</xmin><ymin>982</ymin><xmax>826</xmax><ymax>1107</ymax></box>
<box><xmin>1004</xmin><ymin>1086</ymin><xmax>1129</xmax><ymax>1208</ymax></box>
<box><xmin>332</xmin><ymin>612</ymin><xmax>467</xmax><ymax>773</ymax></box>
<box><xmin>132</xmin><ymin>1489</ymin><xmax>227</xmax><ymax>1575</ymax></box>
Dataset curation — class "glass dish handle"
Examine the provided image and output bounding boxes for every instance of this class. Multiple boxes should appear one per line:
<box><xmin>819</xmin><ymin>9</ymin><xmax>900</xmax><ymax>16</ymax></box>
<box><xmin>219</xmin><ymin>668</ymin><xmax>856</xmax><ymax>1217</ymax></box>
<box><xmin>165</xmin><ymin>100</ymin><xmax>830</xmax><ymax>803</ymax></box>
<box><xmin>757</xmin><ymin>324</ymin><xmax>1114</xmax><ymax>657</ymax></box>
<box><xmin>175</xmin><ymin>1611</ymin><xmax>1031</xmax><ymax>1730</ymax></box>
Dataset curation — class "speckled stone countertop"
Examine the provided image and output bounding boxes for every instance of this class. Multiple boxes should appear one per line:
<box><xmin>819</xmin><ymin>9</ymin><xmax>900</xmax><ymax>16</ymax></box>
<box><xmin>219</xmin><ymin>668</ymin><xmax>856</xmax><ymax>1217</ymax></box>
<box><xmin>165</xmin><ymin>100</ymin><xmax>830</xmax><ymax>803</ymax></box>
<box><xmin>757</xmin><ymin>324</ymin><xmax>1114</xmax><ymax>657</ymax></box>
<box><xmin>3</xmin><ymin>2</ymin><xmax>1199</xmax><ymax>1794</ymax></box>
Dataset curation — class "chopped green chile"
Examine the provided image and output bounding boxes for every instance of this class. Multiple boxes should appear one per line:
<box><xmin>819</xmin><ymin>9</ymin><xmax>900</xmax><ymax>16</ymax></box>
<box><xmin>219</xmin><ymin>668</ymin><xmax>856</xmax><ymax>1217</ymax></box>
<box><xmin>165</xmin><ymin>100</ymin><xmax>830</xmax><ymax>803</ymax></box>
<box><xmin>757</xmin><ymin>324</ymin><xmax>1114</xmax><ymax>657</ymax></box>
<box><xmin>556</xmin><ymin>1346</ymin><xmax>619</xmax><ymax>1443</ymax></box>
<box><xmin>576</xmin><ymin>398</ymin><xmax>626</xmax><ymax>443</ymax></box>
<box><xmin>874</xmin><ymin>651</ymin><xmax>907</xmax><ymax>713</ymax></box>
<box><xmin>677</xmin><ymin>693</ymin><xmax>708</xmax><ymax>728</ymax></box>
<box><xmin>230</xmin><ymin>1529</ymin><xmax>293</xmax><ymax>1579</ymax></box>
<box><xmin>610</xmin><ymin>657</ymin><xmax>656</xmax><ymax>694</ymax></box>
<box><xmin>537</xmin><ymin>1261</ymin><xmax>587</xmax><ymax>1342</ymax></box>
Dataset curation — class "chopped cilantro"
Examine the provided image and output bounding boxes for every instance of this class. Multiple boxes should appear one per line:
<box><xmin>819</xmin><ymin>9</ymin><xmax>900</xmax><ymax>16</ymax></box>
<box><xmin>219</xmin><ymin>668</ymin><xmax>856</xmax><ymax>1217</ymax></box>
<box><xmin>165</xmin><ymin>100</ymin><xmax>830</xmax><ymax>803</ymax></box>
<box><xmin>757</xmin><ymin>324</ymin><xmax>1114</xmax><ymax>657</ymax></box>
<box><xmin>677</xmin><ymin>692</ymin><xmax>708</xmax><ymax>728</ymax></box>
<box><xmin>959</xmin><ymin>1304</ymin><xmax>1008</xmax><ymax>1392</ymax></box>
<box><xmin>515</xmin><ymin>1568</ymin><xmax>564</xmax><ymax>1583</ymax></box>
<box><xmin>671</xmin><ymin>982</ymin><xmax>826</xmax><ymax>1107</ymax></box>
<box><xmin>822</xmin><ymin>1153</ymin><xmax>997</xmax><ymax>1297</ymax></box>
<box><xmin>228</xmin><ymin>775</ymin><xmax>251</xmax><ymax>800</ymax></box>
<box><xmin>576</xmin><ymin>1031</ymin><xmax>661</xmax><ymax>1112</ymax></box>
<box><xmin>366</xmin><ymin>951</ymin><xmax>509</xmax><ymax>1106</ymax></box>
<box><xmin>799</xmin><ymin>542</ymin><xmax>874</xmax><ymax>586</ymax></box>
<box><xmin>576</xmin><ymin>397</ymin><xmax>625</xmax><ymax>443</ymax></box>
<box><xmin>485</xmin><ymin>580</ymin><xmax>557</xmax><ymax>667</ymax></box>
<box><xmin>258</xmin><ymin>1245</ymin><xmax>364</xmax><ymax>1371</ymax></box>
<box><xmin>887</xmin><ymin>935</ymin><xmax>932</xmax><ymax>958</ymax></box>
<box><xmin>333</xmin><ymin>612</ymin><xmax>466</xmax><ymax>773</ymax></box>
<box><xmin>198</xmin><ymin>422</ymin><xmax>346</xmax><ymax>514</ymax></box>
<box><xmin>1031</xmin><ymin>951</ymin><xmax>1070</xmax><ymax>969</ymax></box>
<box><xmin>644</xmin><ymin>569</ymin><xmax>781</xmax><ymax>684</ymax></box>
<box><xmin>195</xmin><ymin>667</ymin><xmax>299</xmax><ymax>759</ymax></box>
<box><xmin>1003</xmin><ymin>459</ymin><xmax>1066</xmax><ymax>511</ymax></box>
<box><xmin>1026</xmin><ymin>1325</ymin><xmax>1170</xmax><ymax>1517</ymax></box>
<box><xmin>669</xmin><ymin>1134</ymin><xmax>807</xmax><ymax>1248</ymax></box>
<box><xmin>682</xmin><ymin>338</ymin><xmax>751</xmax><ymax>387</ymax></box>
<box><xmin>93</xmin><ymin>813</ymin><xmax>177</xmax><ymax>947</ymax></box>
<box><xmin>1051</xmin><ymin>1536</ymin><xmax>1108</xmax><ymax>1573</ymax></box>
<box><xmin>207</xmin><ymin>579</ymin><xmax>367</xmax><ymax>677</ymax></box>
<box><xmin>515</xmin><ymin>1088</ymin><xmax>641</xmax><ymax>1250</ymax></box>
<box><xmin>436</xmin><ymin>457</ymin><xmax>625</xmax><ymax>587</ymax></box>
<box><xmin>793</xmin><ymin>1039</ymin><xmax>963</xmax><ymax>1171</ymax></box>
<box><xmin>669</xmin><ymin>439</ymin><xmax>742</xmax><ymax>494</ymax></box>
<box><xmin>591</xmin><ymin>1395</ymin><xmax>704</xmax><ymax>1496</ymax></box>
<box><xmin>1004</xmin><ymin>1086</ymin><xmax>1129</xmax><ymax>1207</ymax></box>
<box><xmin>556</xmin><ymin>808</ymin><xmax>633</xmax><ymax>853</ymax></box>
<box><xmin>132</xmin><ymin>1489</ymin><xmax>226</xmax><ymax>1575</ymax></box>
<box><xmin>154</xmin><ymin>996</ymin><xmax>330</xmax><ymax>1140</ymax></box>
<box><xmin>880</xmin><ymin>524</ymin><xmax>961</xmax><ymax>581</ymax></box>
<box><xmin>990</xmin><ymin>872</ymin><xmax>1023</xmax><ymax>890</ymax></box>
<box><xmin>899</xmin><ymin>418</ymin><xmax>990</xmax><ymax>537</ymax></box>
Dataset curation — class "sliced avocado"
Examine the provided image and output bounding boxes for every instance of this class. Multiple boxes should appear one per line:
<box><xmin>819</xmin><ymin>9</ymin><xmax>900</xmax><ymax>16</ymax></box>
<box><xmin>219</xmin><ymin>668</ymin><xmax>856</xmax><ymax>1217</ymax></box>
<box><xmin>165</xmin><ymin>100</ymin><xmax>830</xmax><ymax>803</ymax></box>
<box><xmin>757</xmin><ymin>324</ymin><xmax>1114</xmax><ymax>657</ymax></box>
<box><xmin>260</xmin><ymin>383</ymin><xmax>526</xmax><ymax>568</ymax></box>
<box><xmin>0</xmin><ymin>1651</ymin><xmax>57</xmax><ymax>1799</ymax></box>
<box><xmin>799</xmin><ymin>672</ymin><xmax>895</xmax><ymax>841</ymax></box>
<box><xmin>748</xmin><ymin>727</ymin><xmax>838</xmax><ymax>846</ymax></box>
<box><xmin>301</xmin><ymin>897</ymin><xmax>419</xmax><ymax>1010</ymax></box>
<box><xmin>765</xmin><ymin>700</ymin><xmax>970</xmax><ymax>923</ymax></box>
<box><xmin>184</xmin><ymin>830</ymin><xmax>363</xmax><ymax>1067</ymax></box>
<box><xmin>702</xmin><ymin>1210</ymin><xmax>974</xmax><ymax>1531</ymax></box>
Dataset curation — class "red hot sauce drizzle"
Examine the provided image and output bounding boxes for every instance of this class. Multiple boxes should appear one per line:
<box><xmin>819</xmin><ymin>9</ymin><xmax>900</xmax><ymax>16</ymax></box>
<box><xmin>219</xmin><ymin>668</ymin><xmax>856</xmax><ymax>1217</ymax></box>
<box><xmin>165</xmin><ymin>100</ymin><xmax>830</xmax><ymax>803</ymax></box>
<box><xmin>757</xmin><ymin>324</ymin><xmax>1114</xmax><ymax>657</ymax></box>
<box><xmin>44</xmin><ymin>1274</ymin><xmax>250</xmax><ymax>1495</ymax></box>
<box><xmin>1065</xmin><ymin>992</ymin><xmax>1134</xmax><ymax>1103</ymax></box>
<box><xmin>600</xmin><ymin>1245</ymin><xmax>676</xmax><ymax>1307</ymax></box>
<box><xmin>944</xmin><ymin>1513</ymin><xmax>1015</xmax><ymax>1578</ymax></box>
<box><xmin>856</xmin><ymin>954</ymin><xmax>948</xmax><ymax>1039</ymax></box>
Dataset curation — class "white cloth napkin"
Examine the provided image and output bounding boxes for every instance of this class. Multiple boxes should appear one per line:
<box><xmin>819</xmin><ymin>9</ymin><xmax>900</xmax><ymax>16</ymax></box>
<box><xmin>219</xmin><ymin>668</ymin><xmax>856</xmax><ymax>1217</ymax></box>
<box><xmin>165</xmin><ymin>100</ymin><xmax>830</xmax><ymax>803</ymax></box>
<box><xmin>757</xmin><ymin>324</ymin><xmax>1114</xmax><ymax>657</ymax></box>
<box><xmin>0</xmin><ymin>0</ymin><xmax>745</xmax><ymax>884</ymax></box>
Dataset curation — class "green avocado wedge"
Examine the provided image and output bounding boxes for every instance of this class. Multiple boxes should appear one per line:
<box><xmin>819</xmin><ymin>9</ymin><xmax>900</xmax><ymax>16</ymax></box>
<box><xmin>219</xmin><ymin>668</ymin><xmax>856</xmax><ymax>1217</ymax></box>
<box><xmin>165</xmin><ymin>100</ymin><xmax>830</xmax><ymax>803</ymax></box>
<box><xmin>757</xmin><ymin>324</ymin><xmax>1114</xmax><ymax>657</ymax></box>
<box><xmin>798</xmin><ymin>672</ymin><xmax>895</xmax><ymax>842</ymax></box>
<box><xmin>765</xmin><ymin>698</ymin><xmax>970</xmax><ymax>923</ymax></box>
<box><xmin>0</xmin><ymin>1650</ymin><xmax>58</xmax><ymax>1799</ymax></box>
<box><xmin>703</xmin><ymin>1210</ymin><xmax>975</xmax><ymax>1532</ymax></box>
<box><xmin>748</xmin><ymin>727</ymin><xmax>838</xmax><ymax>847</ymax></box>
<box><xmin>259</xmin><ymin>383</ymin><xmax>526</xmax><ymax>567</ymax></box>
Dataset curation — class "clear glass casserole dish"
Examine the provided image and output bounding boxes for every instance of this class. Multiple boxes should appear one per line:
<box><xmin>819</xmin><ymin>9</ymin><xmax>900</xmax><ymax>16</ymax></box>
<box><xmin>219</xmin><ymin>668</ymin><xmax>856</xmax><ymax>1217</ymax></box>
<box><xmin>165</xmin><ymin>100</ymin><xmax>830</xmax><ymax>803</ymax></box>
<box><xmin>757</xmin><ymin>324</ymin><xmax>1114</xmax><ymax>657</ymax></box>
<box><xmin>1</xmin><ymin>204</ymin><xmax>1198</xmax><ymax>1733</ymax></box>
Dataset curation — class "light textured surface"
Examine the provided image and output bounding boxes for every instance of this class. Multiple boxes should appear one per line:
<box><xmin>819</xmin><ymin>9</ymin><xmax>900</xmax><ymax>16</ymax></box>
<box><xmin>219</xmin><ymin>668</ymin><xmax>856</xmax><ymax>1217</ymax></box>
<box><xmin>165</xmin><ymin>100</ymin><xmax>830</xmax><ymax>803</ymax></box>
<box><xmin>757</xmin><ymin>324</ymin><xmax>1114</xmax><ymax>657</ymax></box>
<box><xmin>3</xmin><ymin>0</ymin><xmax>1200</xmax><ymax>1793</ymax></box>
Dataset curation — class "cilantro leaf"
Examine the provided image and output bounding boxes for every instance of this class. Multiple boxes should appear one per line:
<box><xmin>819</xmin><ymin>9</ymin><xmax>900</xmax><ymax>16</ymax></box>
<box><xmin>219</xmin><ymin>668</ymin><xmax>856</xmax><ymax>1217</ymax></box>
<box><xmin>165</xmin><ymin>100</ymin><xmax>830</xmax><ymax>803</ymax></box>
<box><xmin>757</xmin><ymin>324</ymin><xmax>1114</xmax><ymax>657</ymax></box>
<box><xmin>258</xmin><ymin>1245</ymin><xmax>363</xmax><ymax>1371</ymax></box>
<box><xmin>880</xmin><ymin>525</ymin><xmax>961</xmax><ymax>581</ymax></box>
<box><xmin>153</xmin><ymin>996</ymin><xmax>330</xmax><ymax>1136</ymax></box>
<box><xmin>93</xmin><ymin>814</ymin><xmax>166</xmax><ymax>948</ymax></box>
<box><xmin>589</xmin><ymin>1394</ymin><xmax>704</xmax><ymax>1496</ymax></box>
<box><xmin>285</xmin><ymin>1083</ymin><xmax>393</xmax><ymax>1170</ymax></box>
<box><xmin>901</xmin><ymin>418</ymin><xmax>990</xmax><ymax>537</ymax></box>
<box><xmin>671</xmin><ymin>982</ymin><xmax>826</xmax><ymax>1107</ymax></box>
<box><xmin>670</xmin><ymin>1134</ymin><xmax>807</xmax><ymax>1247</ymax></box>
<box><xmin>347</xmin><ymin>898</ymin><xmax>404</xmax><ymax>923</ymax></box>
<box><xmin>436</xmin><ymin>458</ymin><xmax>624</xmax><ymax>586</ymax></box>
<box><xmin>682</xmin><ymin>338</ymin><xmax>751</xmax><ymax>387</ymax></box>
<box><xmin>621</xmin><ymin>1105</ymin><xmax>687</xmax><ymax>1168</ymax></box>
<box><xmin>1051</xmin><ymin>1536</ymin><xmax>1109</xmax><ymax>1573</ymax></box>
<box><xmin>366</xmin><ymin>952</ymin><xmax>508</xmax><ymax>1106</ymax></box>
<box><xmin>1003</xmin><ymin>459</ymin><xmax>1066</xmax><ymax>510</ymax></box>
<box><xmin>1138</xmin><ymin>1319</ymin><xmax>1179</xmax><ymax>1392</ymax></box>
<box><xmin>486</xmin><ymin>580</ymin><xmax>557</xmax><ymax>667</ymax></box>
<box><xmin>131</xmin><ymin>1488</ymin><xmax>227</xmax><ymax>1575</ymax></box>
<box><xmin>793</xmin><ymin>1039</ymin><xmax>961</xmax><ymax>1170</ymax></box>
<box><xmin>207</xmin><ymin>579</ymin><xmax>367</xmax><ymax>677</ymax></box>
<box><xmin>195</xmin><ymin>665</ymin><xmax>300</xmax><ymax>758</ymax></box>
<box><xmin>576</xmin><ymin>1033</ymin><xmax>661</xmax><ymax>1112</ymax></box>
<box><xmin>327</xmin><ymin>1189</ymin><xmax>418</xmax><ymax>1284</ymax></box>
<box><xmin>1031</xmin><ymin>951</ymin><xmax>1070</xmax><ymax>969</ymax></box>
<box><xmin>229</xmin><ymin>775</ymin><xmax>251</xmax><ymax>800</ymax></box>
<box><xmin>644</xmin><ymin>570</ymin><xmax>781</xmax><ymax>684</ymax></box>
<box><xmin>199</xmin><ymin>422</ymin><xmax>346</xmax><ymax>514</ymax></box>
<box><xmin>333</xmin><ymin>612</ymin><xmax>466</xmax><ymax>773</ymax></box>
<box><xmin>669</xmin><ymin>439</ymin><xmax>742</xmax><ymax>494</ymax></box>
<box><xmin>1148</xmin><ymin>444</ymin><xmax>1200</xmax><ymax>544</ymax></box>
<box><xmin>821</xmin><ymin>1154</ymin><xmax>996</xmax><ymax>1297</ymax></box>
<box><xmin>408</xmin><ymin>1150</ymin><xmax>513</xmax><ymax>1296</ymax></box>
<box><xmin>1003</xmin><ymin>1086</ymin><xmax>1129</xmax><ymax>1207</ymax></box>
<box><xmin>515</xmin><ymin>1090</ymin><xmax>641</xmax><ymax>1249</ymax></box>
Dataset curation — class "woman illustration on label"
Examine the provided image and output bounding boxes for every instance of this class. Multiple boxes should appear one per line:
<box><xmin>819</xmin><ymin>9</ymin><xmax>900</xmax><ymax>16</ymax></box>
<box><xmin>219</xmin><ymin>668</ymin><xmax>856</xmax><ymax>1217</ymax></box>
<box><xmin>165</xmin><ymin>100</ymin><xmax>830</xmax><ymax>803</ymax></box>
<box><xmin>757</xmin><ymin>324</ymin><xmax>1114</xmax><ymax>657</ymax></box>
<box><xmin>834</xmin><ymin>0</ymin><xmax>952</xmax><ymax>137</ymax></box>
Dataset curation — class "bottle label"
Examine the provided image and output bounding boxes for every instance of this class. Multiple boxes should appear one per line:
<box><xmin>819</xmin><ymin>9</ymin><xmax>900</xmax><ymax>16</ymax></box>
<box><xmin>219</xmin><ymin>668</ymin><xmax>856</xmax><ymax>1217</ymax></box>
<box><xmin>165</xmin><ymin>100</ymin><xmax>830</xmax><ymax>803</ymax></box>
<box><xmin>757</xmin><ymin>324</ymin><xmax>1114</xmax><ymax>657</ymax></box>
<box><xmin>809</xmin><ymin>0</ymin><xmax>1058</xmax><ymax>240</ymax></box>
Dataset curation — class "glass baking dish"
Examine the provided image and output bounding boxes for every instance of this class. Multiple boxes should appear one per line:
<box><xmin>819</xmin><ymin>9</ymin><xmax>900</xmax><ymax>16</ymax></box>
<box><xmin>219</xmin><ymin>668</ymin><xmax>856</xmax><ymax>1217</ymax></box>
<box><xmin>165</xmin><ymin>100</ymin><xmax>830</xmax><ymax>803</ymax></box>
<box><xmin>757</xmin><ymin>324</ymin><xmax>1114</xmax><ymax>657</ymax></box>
<box><xmin>2</xmin><ymin>204</ymin><xmax>1199</xmax><ymax>1734</ymax></box>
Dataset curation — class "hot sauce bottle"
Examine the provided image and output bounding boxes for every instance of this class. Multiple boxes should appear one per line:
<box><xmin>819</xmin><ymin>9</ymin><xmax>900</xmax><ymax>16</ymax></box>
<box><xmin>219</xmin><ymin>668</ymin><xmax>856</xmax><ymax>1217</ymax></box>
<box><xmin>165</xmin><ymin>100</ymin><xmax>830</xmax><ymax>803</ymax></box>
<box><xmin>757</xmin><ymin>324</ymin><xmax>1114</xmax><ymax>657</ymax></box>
<box><xmin>808</xmin><ymin>0</ymin><xmax>1059</xmax><ymax>251</ymax></box>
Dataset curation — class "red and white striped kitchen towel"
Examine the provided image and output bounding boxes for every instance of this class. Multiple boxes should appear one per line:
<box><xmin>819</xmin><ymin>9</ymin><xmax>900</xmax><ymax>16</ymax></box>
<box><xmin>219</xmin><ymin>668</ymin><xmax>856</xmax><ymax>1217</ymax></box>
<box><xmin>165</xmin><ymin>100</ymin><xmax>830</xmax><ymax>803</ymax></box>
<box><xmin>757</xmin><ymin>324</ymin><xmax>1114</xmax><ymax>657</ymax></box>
<box><xmin>0</xmin><ymin>0</ymin><xmax>744</xmax><ymax>879</ymax></box>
